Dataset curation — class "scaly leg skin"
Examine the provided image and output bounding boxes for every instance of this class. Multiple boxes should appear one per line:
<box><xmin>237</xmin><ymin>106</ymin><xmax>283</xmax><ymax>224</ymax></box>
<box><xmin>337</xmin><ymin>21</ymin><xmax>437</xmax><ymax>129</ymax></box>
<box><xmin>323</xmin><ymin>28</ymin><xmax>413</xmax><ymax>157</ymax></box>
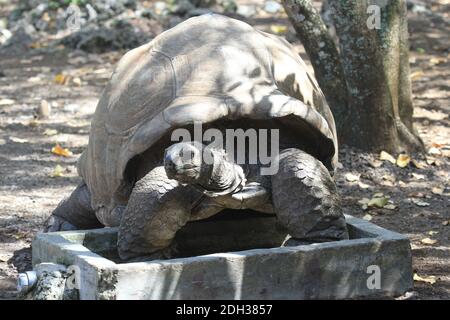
<box><xmin>271</xmin><ymin>148</ymin><xmax>349</xmax><ymax>245</ymax></box>
<box><xmin>117</xmin><ymin>166</ymin><xmax>201</xmax><ymax>261</ymax></box>
<box><xmin>45</xmin><ymin>182</ymin><xmax>102</xmax><ymax>232</ymax></box>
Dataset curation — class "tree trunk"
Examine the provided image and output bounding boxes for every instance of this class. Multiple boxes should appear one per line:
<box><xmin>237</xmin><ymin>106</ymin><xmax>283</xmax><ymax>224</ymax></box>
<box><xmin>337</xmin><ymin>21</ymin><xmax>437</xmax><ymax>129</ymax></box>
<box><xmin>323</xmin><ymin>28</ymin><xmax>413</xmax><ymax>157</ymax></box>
<box><xmin>282</xmin><ymin>0</ymin><xmax>424</xmax><ymax>153</ymax></box>
<box><xmin>282</xmin><ymin>0</ymin><xmax>349</xmax><ymax>137</ymax></box>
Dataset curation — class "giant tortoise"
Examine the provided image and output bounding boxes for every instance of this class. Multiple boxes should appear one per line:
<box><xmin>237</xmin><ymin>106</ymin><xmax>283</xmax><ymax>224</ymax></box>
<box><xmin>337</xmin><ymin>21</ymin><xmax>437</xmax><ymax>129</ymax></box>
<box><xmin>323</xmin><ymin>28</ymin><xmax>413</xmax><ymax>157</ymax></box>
<box><xmin>46</xmin><ymin>14</ymin><xmax>349</xmax><ymax>260</ymax></box>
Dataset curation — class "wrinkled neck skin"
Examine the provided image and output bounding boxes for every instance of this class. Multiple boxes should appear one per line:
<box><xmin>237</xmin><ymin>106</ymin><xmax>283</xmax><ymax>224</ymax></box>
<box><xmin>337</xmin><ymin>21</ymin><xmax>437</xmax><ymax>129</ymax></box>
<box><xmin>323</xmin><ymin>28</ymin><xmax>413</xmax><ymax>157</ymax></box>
<box><xmin>194</xmin><ymin>149</ymin><xmax>246</xmax><ymax>197</ymax></box>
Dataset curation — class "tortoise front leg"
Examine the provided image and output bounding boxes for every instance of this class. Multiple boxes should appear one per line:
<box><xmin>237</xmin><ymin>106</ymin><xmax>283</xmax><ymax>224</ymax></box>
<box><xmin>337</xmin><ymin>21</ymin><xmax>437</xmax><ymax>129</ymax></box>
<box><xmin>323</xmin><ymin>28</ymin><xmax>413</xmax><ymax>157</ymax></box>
<box><xmin>117</xmin><ymin>166</ymin><xmax>201</xmax><ymax>261</ymax></box>
<box><xmin>271</xmin><ymin>148</ymin><xmax>349</xmax><ymax>244</ymax></box>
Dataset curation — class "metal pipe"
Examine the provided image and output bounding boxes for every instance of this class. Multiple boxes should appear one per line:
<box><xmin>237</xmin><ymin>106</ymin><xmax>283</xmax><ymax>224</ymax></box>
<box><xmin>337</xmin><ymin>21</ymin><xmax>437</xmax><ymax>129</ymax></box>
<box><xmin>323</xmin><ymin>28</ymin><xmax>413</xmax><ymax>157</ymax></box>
<box><xmin>16</xmin><ymin>271</ymin><xmax>37</xmax><ymax>294</ymax></box>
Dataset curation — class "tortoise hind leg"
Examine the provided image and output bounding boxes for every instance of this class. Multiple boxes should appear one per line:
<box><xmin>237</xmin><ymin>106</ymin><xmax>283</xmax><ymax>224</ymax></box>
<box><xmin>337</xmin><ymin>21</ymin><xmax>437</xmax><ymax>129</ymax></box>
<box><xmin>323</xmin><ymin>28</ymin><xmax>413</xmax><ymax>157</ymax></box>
<box><xmin>271</xmin><ymin>148</ymin><xmax>349</xmax><ymax>245</ymax></box>
<box><xmin>118</xmin><ymin>166</ymin><xmax>199</xmax><ymax>261</ymax></box>
<box><xmin>45</xmin><ymin>182</ymin><xmax>102</xmax><ymax>232</ymax></box>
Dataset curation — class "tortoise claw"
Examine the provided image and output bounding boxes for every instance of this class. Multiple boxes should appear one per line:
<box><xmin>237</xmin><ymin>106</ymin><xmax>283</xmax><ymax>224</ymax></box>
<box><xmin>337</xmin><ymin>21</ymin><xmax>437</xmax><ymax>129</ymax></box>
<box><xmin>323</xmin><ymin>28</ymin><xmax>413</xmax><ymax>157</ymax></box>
<box><xmin>44</xmin><ymin>215</ymin><xmax>77</xmax><ymax>233</ymax></box>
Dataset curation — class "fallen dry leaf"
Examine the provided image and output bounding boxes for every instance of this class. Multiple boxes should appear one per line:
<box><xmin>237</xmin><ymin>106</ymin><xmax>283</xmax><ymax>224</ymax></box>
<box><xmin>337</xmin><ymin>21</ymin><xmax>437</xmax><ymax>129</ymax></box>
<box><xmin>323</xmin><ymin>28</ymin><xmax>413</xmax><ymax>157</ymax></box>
<box><xmin>426</xmin><ymin>157</ymin><xmax>435</xmax><ymax>165</ymax></box>
<box><xmin>384</xmin><ymin>204</ymin><xmax>397</xmax><ymax>210</ymax></box>
<box><xmin>345</xmin><ymin>173</ymin><xmax>360</xmax><ymax>182</ymax></box>
<box><xmin>43</xmin><ymin>129</ymin><xmax>58</xmax><ymax>136</ymax></box>
<box><xmin>442</xmin><ymin>220</ymin><xmax>450</xmax><ymax>226</ymax></box>
<box><xmin>362</xmin><ymin>214</ymin><xmax>373</xmax><ymax>221</ymax></box>
<box><xmin>409</xmin><ymin>191</ymin><xmax>425</xmax><ymax>198</ymax></box>
<box><xmin>358</xmin><ymin>198</ymin><xmax>370</xmax><ymax>210</ymax></box>
<box><xmin>430</xmin><ymin>57</ymin><xmax>447</xmax><ymax>65</ymax></box>
<box><xmin>72</xmin><ymin>77</ymin><xmax>82</xmax><ymax>86</ymax></box>
<box><xmin>0</xmin><ymin>253</ymin><xmax>11</xmax><ymax>262</ymax></box>
<box><xmin>93</xmin><ymin>68</ymin><xmax>109</xmax><ymax>74</ymax></box>
<box><xmin>358</xmin><ymin>198</ymin><xmax>371</xmax><ymax>205</ymax></box>
<box><xmin>412</xmin><ymin>198</ymin><xmax>430</xmax><ymax>207</ymax></box>
<box><xmin>373</xmin><ymin>192</ymin><xmax>384</xmax><ymax>198</ymax></box>
<box><xmin>410</xmin><ymin>71</ymin><xmax>424</xmax><ymax>80</ymax></box>
<box><xmin>68</xmin><ymin>57</ymin><xmax>88</xmax><ymax>65</ymax></box>
<box><xmin>413</xmin><ymin>273</ymin><xmax>437</xmax><ymax>284</ymax></box>
<box><xmin>29</xmin><ymin>42</ymin><xmax>43</xmax><ymax>49</ymax></box>
<box><xmin>54</xmin><ymin>73</ymin><xmax>71</xmax><ymax>85</ymax></box>
<box><xmin>380</xmin><ymin>151</ymin><xmax>396</xmax><ymax>164</ymax></box>
<box><xmin>369</xmin><ymin>160</ymin><xmax>383</xmax><ymax>168</ymax></box>
<box><xmin>49</xmin><ymin>164</ymin><xmax>64</xmax><ymax>177</ymax></box>
<box><xmin>28</xmin><ymin>119</ymin><xmax>40</xmax><ymax>127</ymax></box>
<box><xmin>37</xmin><ymin>100</ymin><xmax>51</xmax><ymax>119</ymax></box>
<box><xmin>270</xmin><ymin>25</ymin><xmax>288</xmax><ymax>34</ymax></box>
<box><xmin>431</xmin><ymin>142</ymin><xmax>445</xmax><ymax>148</ymax></box>
<box><xmin>411</xmin><ymin>159</ymin><xmax>427</xmax><ymax>169</ymax></box>
<box><xmin>428</xmin><ymin>147</ymin><xmax>442</xmax><ymax>156</ymax></box>
<box><xmin>28</xmin><ymin>76</ymin><xmax>41</xmax><ymax>83</ymax></box>
<box><xmin>396</xmin><ymin>154</ymin><xmax>411</xmax><ymax>168</ymax></box>
<box><xmin>51</xmin><ymin>144</ymin><xmax>73</xmax><ymax>157</ymax></box>
<box><xmin>54</xmin><ymin>73</ymin><xmax>65</xmax><ymax>84</ymax></box>
<box><xmin>368</xmin><ymin>197</ymin><xmax>389</xmax><ymax>208</ymax></box>
<box><xmin>10</xmin><ymin>136</ymin><xmax>28</xmax><ymax>143</ymax></box>
<box><xmin>411</xmin><ymin>173</ymin><xmax>425</xmax><ymax>180</ymax></box>
<box><xmin>0</xmin><ymin>98</ymin><xmax>15</xmax><ymax>105</ymax></box>
<box><xmin>426</xmin><ymin>156</ymin><xmax>442</xmax><ymax>166</ymax></box>
<box><xmin>431</xmin><ymin>187</ymin><xmax>444</xmax><ymax>195</ymax></box>
<box><xmin>381</xmin><ymin>180</ymin><xmax>395</xmax><ymax>187</ymax></box>
<box><xmin>382</xmin><ymin>174</ymin><xmax>395</xmax><ymax>182</ymax></box>
<box><xmin>358</xmin><ymin>182</ymin><xmax>371</xmax><ymax>189</ymax></box>
<box><xmin>420</xmin><ymin>238</ymin><xmax>437</xmax><ymax>245</ymax></box>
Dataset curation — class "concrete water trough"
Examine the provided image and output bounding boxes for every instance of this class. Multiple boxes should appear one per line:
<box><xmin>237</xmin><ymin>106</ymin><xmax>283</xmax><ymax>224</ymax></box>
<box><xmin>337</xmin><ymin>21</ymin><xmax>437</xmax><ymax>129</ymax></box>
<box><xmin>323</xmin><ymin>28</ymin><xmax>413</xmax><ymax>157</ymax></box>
<box><xmin>31</xmin><ymin>212</ymin><xmax>413</xmax><ymax>300</ymax></box>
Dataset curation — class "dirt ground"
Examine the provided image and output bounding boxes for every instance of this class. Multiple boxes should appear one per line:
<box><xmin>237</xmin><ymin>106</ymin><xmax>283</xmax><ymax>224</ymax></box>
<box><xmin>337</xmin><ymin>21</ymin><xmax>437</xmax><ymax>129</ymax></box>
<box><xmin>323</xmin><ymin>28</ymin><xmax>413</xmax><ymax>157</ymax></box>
<box><xmin>0</xmin><ymin>1</ymin><xmax>449</xmax><ymax>299</ymax></box>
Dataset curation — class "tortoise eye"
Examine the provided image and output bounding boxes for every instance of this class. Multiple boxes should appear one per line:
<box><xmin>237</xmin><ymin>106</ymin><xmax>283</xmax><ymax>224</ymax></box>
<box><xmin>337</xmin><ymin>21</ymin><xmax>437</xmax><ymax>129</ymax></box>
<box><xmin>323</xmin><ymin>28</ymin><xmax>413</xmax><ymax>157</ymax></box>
<box><xmin>179</xmin><ymin>148</ymin><xmax>195</xmax><ymax>161</ymax></box>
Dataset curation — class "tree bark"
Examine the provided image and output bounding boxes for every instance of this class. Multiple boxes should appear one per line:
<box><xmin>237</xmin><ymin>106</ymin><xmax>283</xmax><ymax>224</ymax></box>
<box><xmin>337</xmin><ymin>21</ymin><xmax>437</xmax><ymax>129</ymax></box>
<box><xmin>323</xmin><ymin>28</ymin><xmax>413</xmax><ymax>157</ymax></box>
<box><xmin>282</xmin><ymin>0</ymin><xmax>424</xmax><ymax>153</ymax></box>
<box><xmin>281</xmin><ymin>0</ymin><xmax>350</xmax><ymax>139</ymax></box>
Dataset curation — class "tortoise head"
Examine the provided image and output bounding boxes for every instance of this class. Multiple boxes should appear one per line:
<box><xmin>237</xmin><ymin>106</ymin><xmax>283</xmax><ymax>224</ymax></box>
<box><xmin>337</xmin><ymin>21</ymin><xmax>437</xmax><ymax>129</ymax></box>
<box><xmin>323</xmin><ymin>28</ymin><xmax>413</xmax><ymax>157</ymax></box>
<box><xmin>164</xmin><ymin>141</ymin><xmax>246</xmax><ymax>195</ymax></box>
<box><xmin>164</xmin><ymin>141</ymin><xmax>209</xmax><ymax>184</ymax></box>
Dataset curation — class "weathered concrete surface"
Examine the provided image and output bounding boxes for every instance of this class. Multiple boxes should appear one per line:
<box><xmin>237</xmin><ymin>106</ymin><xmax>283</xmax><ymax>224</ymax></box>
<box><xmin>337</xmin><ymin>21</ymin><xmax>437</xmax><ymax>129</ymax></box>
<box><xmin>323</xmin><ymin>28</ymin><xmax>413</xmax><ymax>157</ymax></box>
<box><xmin>30</xmin><ymin>263</ymin><xmax>67</xmax><ymax>300</ymax></box>
<box><xmin>32</xmin><ymin>214</ymin><xmax>413</xmax><ymax>300</ymax></box>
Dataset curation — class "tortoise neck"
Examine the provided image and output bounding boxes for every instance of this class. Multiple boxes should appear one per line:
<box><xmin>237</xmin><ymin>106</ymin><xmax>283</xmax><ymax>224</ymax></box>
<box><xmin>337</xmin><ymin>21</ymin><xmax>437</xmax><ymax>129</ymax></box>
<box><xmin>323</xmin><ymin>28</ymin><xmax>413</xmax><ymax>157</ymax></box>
<box><xmin>196</xmin><ymin>149</ymin><xmax>246</xmax><ymax>196</ymax></box>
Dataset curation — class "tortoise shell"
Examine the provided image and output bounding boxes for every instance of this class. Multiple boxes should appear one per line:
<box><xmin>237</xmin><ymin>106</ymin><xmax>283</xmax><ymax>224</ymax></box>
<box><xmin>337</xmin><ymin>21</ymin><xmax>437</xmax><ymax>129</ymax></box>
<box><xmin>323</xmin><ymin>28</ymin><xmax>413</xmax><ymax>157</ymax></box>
<box><xmin>78</xmin><ymin>14</ymin><xmax>338</xmax><ymax>226</ymax></box>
